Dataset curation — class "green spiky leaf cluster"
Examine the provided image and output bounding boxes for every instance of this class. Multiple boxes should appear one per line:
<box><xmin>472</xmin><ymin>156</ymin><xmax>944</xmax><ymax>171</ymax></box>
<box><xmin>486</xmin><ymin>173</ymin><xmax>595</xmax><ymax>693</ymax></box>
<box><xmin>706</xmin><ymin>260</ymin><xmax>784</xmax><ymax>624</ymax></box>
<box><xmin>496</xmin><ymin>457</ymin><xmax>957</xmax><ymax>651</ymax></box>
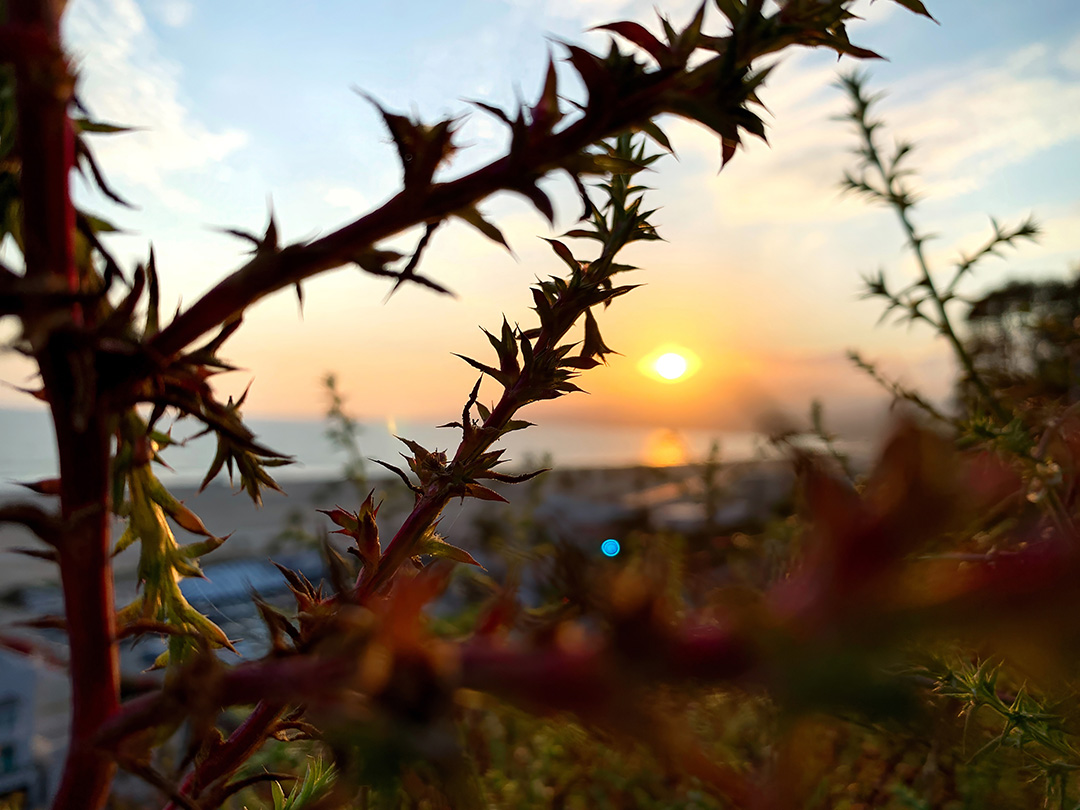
<box><xmin>269</xmin><ymin>758</ymin><xmax>337</xmax><ymax>810</ymax></box>
<box><xmin>112</xmin><ymin>412</ymin><xmax>235</xmax><ymax>667</ymax></box>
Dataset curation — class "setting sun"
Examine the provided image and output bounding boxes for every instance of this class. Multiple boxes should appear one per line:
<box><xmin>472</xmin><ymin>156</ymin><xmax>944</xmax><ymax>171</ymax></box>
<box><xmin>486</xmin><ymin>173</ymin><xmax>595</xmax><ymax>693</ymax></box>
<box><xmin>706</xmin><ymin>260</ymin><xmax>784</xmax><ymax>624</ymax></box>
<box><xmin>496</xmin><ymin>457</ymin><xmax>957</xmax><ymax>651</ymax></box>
<box><xmin>654</xmin><ymin>352</ymin><xmax>689</xmax><ymax>380</ymax></box>
<box><xmin>639</xmin><ymin>345</ymin><xmax>702</xmax><ymax>384</ymax></box>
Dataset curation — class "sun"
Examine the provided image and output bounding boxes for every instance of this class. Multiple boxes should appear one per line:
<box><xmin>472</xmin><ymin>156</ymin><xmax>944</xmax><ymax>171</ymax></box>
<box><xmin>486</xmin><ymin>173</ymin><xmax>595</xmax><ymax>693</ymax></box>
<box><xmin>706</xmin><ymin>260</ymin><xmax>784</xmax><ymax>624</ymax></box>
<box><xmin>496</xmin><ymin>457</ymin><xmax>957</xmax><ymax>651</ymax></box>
<box><xmin>639</xmin><ymin>345</ymin><xmax>701</xmax><ymax>384</ymax></box>
<box><xmin>654</xmin><ymin>352</ymin><xmax>688</xmax><ymax>380</ymax></box>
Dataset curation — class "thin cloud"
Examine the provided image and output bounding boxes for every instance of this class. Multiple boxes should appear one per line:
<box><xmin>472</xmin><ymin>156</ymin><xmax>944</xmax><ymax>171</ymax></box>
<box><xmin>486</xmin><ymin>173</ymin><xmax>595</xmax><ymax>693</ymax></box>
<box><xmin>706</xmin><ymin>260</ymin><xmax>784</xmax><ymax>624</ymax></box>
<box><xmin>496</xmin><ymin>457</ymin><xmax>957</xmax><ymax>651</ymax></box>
<box><xmin>62</xmin><ymin>0</ymin><xmax>246</xmax><ymax>215</ymax></box>
<box><xmin>323</xmin><ymin>187</ymin><xmax>370</xmax><ymax>217</ymax></box>
<box><xmin>887</xmin><ymin>44</ymin><xmax>1080</xmax><ymax>197</ymax></box>
<box><xmin>661</xmin><ymin>36</ymin><xmax>1080</xmax><ymax>229</ymax></box>
<box><xmin>148</xmin><ymin>0</ymin><xmax>193</xmax><ymax>28</ymax></box>
<box><xmin>495</xmin><ymin>0</ymin><xmax>895</xmax><ymax>37</ymax></box>
<box><xmin>1062</xmin><ymin>30</ymin><xmax>1080</xmax><ymax>73</ymax></box>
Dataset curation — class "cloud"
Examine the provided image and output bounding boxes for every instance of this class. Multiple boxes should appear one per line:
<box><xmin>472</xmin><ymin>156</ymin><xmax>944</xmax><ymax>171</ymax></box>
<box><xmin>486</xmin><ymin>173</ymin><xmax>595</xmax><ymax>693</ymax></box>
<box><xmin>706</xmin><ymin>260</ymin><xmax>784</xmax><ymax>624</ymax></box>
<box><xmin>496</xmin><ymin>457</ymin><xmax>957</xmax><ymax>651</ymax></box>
<box><xmin>494</xmin><ymin>0</ymin><xmax>703</xmax><ymax>35</ymax></box>
<box><xmin>148</xmin><ymin>0</ymin><xmax>193</xmax><ymax>28</ymax></box>
<box><xmin>495</xmin><ymin>0</ymin><xmax>898</xmax><ymax>38</ymax></box>
<box><xmin>658</xmin><ymin>35</ymin><xmax>1080</xmax><ymax>231</ymax></box>
<box><xmin>884</xmin><ymin>45</ymin><xmax>1080</xmax><ymax>197</ymax></box>
<box><xmin>1062</xmin><ymin>31</ymin><xmax>1080</xmax><ymax>73</ymax></box>
<box><xmin>62</xmin><ymin>0</ymin><xmax>246</xmax><ymax>215</ymax></box>
<box><xmin>323</xmin><ymin>187</ymin><xmax>370</xmax><ymax>217</ymax></box>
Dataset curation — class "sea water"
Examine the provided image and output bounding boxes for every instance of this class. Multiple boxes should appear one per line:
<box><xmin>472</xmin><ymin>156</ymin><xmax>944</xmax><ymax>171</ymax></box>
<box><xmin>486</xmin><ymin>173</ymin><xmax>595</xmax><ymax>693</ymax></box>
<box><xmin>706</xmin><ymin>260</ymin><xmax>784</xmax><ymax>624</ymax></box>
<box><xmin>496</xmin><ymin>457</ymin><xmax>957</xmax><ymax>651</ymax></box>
<box><xmin>0</xmin><ymin>407</ymin><xmax>769</xmax><ymax>493</ymax></box>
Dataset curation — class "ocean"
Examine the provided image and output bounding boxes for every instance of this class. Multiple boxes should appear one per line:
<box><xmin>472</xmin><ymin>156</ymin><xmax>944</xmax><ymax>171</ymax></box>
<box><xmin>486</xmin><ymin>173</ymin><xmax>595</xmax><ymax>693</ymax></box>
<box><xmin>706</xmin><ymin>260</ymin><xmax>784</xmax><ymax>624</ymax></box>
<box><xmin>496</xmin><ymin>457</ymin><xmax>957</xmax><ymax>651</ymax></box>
<box><xmin>0</xmin><ymin>407</ymin><xmax>770</xmax><ymax>493</ymax></box>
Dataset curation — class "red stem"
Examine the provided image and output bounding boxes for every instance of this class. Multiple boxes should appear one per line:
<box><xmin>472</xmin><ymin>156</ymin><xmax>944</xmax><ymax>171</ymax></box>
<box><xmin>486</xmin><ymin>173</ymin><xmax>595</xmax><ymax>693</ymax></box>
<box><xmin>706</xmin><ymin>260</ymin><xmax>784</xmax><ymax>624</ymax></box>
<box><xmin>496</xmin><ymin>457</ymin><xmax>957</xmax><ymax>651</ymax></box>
<box><xmin>358</xmin><ymin>493</ymin><xmax>451</xmax><ymax>599</ymax></box>
<box><xmin>98</xmin><ymin>622</ymin><xmax>755</xmax><ymax>747</ymax></box>
<box><xmin>165</xmin><ymin>701</ymin><xmax>285</xmax><ymax>809</ymax></box>
<box><xmin>0</xmin><ymin>23</ymin><xmax>54</xmax><ymax>65</ymax></box>
<box><xmin>11</xmin><ymin>1</ymin><xmax>117</xmax><ymax>807</ymax></box>
<box><xmin>10</xmin><ymin>0</ymin><xmax>77</xmax><ymax>296</ymax></box>
<box><xmin>46</xmin><ymin>401</ymin><xmax>119</xmax><ymax>810</ymax></box>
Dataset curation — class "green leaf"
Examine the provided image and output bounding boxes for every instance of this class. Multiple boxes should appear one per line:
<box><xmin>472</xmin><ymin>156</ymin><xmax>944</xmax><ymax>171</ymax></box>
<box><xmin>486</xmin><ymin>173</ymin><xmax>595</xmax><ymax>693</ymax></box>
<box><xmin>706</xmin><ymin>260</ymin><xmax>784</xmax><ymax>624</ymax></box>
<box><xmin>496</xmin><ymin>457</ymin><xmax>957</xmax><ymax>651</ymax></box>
<box><xmin>583</xmin><ymin>307</ymin><xmax>616</xmax><ymax>361</ymax></box>
<box><xmin>371</xmin><ymin>458</ymin><xmax>420</xmax><ymax>493</ymax></box>
<box><xmin>360</xmin><ymin>93</ymin><xmax>459</xmax><ymax>188</ymax></box>
<box><xmin>354</xmin><ymin>247</ymin><xmax>405</xmax><ymax>274</ymax></box>
<box><xmin>712</xmin><ymin>0</ymin><xmax>746</xmax><ymax>24</ymax></box>
<box><xmin>516</xmin><ymin>181</ymin><xmax>555</xmax><ymax>222</ymax></box>
<box><xmin>502</xmin><ymin>419</ymin><xmax>534</xmax><ymax>434</ymax></box>
<box><xmin>79</xmin><ymin>212</ymin><xmax>123</xmax><ymax>234</ymax></box>
<box><xmin>561</xmin><ymin>355</ymin><xmax>601</xmax><ymax>370</ymax></box>
<box><xmin>635</xmin><ymin>119</ymin><xmax>673</xmax><ymax>153</ymax></box>
<box><xmin>477</xmin><ymin>466</ymin><xmax>547</xmax><ymax>483</ymax></box>
<box><xmin>565</xmin><ymin>151</ymin><xmax>647</xmax><ymax>177</ymax></box>
<box><xmin>453</xmin><ymin>353</ymin><xmax>512</xmax><ymax>386</ymax></box>
<box><xmin>113</xmin><ymin>525</ymin><xmax>138</xmax><ymax>556</ymax></box>
<box><xmin>73</xmin><ymin>118</ymin><xmax>131</xmax><ymax>134</ymax></box>
<box><xmin>144</xmin><ymin>248</ymin><xmax>160</xmax><ymax>337</ymax></box>
<box><xmin>532</xmin><ymin>57</ymin><xmax>562</xmax><ymax>130</ymax></box>
<box><xmin>418</xmin><ymin>532</ymin><xmax>485</xmax><ymax>568</ymax></box>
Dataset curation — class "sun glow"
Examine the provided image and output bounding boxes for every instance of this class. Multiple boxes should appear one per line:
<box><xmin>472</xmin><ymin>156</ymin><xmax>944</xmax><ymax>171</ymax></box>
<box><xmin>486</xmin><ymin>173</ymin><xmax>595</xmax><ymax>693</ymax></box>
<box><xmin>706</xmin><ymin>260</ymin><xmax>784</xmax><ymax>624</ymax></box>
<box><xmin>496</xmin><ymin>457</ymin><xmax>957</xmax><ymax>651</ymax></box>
<box><xmin>654</xmin><ymin>352</ymin><xmax>688</xmax><ymax>380</ymax></box>
<box><xmin>639</xmin><ymin>345</ymin><xmax>701</xmax><ymax>384</ymax></box>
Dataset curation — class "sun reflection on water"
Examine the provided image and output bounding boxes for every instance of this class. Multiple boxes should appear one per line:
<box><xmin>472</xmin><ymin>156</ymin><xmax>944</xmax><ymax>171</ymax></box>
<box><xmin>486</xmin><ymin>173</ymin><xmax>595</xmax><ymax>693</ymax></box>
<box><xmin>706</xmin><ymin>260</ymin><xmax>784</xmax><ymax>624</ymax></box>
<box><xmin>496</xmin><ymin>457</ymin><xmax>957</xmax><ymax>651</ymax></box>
<box><xmin>643</xmin><ymin>428</ymin><xmax>690</xmax><ymax>467</ymax></box>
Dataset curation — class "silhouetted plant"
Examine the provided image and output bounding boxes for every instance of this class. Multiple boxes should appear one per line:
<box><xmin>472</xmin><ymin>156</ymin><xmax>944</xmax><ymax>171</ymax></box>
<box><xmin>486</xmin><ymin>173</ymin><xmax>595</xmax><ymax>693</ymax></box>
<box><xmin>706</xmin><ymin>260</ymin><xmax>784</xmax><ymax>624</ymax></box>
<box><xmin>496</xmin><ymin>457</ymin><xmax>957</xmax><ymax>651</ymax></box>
<box><xmin>841</xmin><ymin>72</ymin><xmax>1080</xmax><ymax>805</ymax></box>
<box><xmin>32</xmin><ymin>2</ymin><xmax>1080</xmax><ymax>809</ymax></box>
<box><xmin>840</xmin><ymin>71</ymin><xmax>1040</xmax><ymax>429</ymax></box>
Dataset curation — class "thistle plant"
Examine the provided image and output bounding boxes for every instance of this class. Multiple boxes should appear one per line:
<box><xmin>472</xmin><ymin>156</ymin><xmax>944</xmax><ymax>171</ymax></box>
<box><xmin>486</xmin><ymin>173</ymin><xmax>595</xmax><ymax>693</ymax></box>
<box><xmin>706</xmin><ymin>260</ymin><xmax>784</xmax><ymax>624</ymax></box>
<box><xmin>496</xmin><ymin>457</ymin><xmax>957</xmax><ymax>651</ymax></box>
<box><xmin>112</xmin><ymin>411</ymin><xmax>235</xmax><ymax>669</ymax></box>
<box><xmin>839</xmin><ymin>71</ymin><xmax>1040</xmax><ymax>431</ymax></box>
<box><xmin>837</xmin><ymin>72</ymin><xmax>1080</xmax><ymax>529</ymax></box>
<box><xmin>836</xmin><ymin>73</ymin><xmax>1080</xmax><ymax>804</ymax></box>
<box><xmin>29</xmin><ymin>1</ymin><xmax>1080</xmax><ymax>808</ymax></box>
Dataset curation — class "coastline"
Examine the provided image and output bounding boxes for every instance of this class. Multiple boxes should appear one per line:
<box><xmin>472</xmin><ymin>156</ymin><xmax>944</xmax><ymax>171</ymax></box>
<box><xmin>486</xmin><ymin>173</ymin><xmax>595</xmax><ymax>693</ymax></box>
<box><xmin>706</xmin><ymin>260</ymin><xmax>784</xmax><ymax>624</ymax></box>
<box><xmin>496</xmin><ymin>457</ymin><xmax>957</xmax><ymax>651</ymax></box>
<box><xmin>0</xmin><ymin>459</ymin><xmax>799</xmax><ymax>597</ymax></box>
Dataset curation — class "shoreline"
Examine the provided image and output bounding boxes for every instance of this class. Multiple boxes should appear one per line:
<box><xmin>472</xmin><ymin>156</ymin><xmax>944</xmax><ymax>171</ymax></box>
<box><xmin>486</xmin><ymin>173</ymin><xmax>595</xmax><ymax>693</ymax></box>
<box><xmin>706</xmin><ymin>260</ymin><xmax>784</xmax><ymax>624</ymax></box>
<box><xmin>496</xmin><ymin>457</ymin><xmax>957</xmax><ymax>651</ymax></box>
<box><xmin>0</xmin><ymin>460</ymin><xmax>800</xmax><ymax>597</ymax></box>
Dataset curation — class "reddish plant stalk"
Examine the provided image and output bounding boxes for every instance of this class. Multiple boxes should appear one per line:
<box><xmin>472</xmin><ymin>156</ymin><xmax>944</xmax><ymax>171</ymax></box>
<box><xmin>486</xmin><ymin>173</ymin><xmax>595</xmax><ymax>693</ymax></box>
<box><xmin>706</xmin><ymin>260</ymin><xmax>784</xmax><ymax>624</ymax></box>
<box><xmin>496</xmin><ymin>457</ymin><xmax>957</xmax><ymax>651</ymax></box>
<box><xmin>165</xmin><ymin>701</ymin><xmax>286</xmax><ymax>809</ymax></box>
<box><xmin>45</xmin><ymin>387</ymin><xmax>119</xmax><ymax>810</ymax></box>
<box><xmin>171</xmin><ymin>319</ymin><xmax>581</xmax><ymax>795</ymax></box>
<box><xmin>359</xmin><ymin>493</ymin><xmax>452</xmax><ymax>599</ymax></box>
<box><xmin>10</xmin><ymin>0</ymin><xmax>77</xmax><ymax>296</ymax></box>
<box><xmin>11</xmin><ymin>2</ymin><xmax>119</xmax><ymax>807</ymax></box>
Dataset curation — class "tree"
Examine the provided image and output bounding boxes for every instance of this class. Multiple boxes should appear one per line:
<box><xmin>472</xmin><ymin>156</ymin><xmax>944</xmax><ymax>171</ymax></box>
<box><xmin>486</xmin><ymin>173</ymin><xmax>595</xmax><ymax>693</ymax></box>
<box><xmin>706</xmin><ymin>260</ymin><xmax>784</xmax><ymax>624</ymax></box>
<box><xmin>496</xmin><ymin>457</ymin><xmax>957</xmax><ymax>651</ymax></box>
<box><xmin>963</xmin><ymin>274</ymin><xmax>1080</xmax><ymax>412</ymax></box>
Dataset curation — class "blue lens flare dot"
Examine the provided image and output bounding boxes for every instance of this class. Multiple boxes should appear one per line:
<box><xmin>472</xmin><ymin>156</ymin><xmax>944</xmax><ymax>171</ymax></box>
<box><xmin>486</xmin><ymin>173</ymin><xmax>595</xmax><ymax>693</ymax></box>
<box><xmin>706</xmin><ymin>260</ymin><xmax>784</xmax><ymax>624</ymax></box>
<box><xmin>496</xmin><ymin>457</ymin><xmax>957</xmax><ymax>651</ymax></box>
<box><xmin>601</xmin><ymin>538</ymin><xmax>621</xmax><ymax>557</ymax></box>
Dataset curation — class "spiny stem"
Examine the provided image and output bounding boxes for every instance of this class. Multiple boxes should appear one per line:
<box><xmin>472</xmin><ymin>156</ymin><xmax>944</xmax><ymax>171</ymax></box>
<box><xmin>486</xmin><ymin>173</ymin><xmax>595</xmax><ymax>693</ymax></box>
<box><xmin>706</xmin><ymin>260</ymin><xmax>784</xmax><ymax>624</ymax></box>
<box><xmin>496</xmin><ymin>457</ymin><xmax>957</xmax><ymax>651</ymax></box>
<box><xmin>853</xmin><ymin>92</ymin><xmax>1009</xmax><ymax>426</ymax></box>
<box><xmin>895</xmin><ymin>203</ymin><xmax>1008</xmax><ymax>425</ymax></box>
<box><xmin>164</xmin><ymin>701</ymin><xmax>287</xmax><ymax>810</ymax></box>
<box><xmin>10</xmin><ymin>2</ymin><xmax>119</xmax><ymax>808</ymax></box>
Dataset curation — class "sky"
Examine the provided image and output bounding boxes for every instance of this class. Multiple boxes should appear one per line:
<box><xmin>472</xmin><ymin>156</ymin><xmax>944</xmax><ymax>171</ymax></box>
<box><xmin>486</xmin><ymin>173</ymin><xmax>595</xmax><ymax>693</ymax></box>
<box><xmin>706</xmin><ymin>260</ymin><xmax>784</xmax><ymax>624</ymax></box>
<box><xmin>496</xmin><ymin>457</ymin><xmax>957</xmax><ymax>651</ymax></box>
<box><xmin>3</xmin><ymin>0</ymin><xmax>1080</xmax><ymax>439</ymax></box>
